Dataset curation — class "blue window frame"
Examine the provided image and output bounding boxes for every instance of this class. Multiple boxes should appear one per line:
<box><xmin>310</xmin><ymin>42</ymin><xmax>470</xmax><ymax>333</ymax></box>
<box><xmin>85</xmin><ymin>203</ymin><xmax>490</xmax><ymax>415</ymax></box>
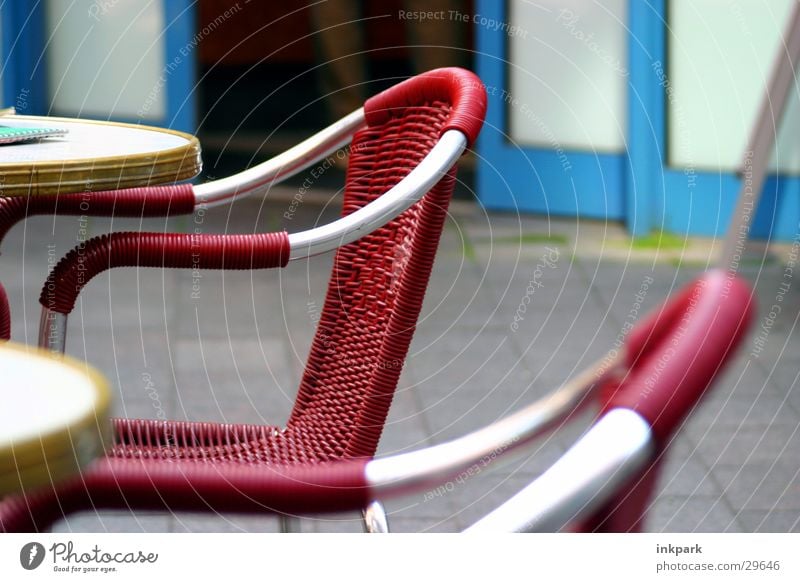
<box><xmin>1</xmin><ymin>1</ymin><xmax>47</xmax><ymax>114</ymax></box>
<box><xmin>475</xmin><ymin>0</ymin><xmax>800</xmax><ymax>240</ymax></box>
<box><xmin>0</xmin><ymin>1</ymin><xmax>196</xmax><ymax>134</ymax></box>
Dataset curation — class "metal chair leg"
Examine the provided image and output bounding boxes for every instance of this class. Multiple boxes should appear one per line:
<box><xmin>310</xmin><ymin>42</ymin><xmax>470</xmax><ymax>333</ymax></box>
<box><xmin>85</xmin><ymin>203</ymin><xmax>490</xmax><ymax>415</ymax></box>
<box><xmin>362</xmin><ymin>500</ymin><xmax>389</xmax><ymax>533</ymax></box>
<box><xmin>279</xmin><ymin>515</ymin><xmax>301</xmax><ymax>533</ymax></box>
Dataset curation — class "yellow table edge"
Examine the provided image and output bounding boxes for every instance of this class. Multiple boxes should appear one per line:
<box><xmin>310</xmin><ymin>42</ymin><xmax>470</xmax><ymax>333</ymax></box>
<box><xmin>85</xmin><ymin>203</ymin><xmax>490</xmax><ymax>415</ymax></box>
<box><xmin>0</xmin><ymin>116</ymin><xmax>202</xmax><ymax>197</ymax></box>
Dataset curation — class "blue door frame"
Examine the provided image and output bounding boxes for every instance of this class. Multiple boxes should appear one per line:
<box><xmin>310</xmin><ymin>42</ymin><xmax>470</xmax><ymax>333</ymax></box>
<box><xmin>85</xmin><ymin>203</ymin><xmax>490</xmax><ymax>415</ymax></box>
<box><xmin>475</xmin><ymin>0</ymin><xmax>800</xmax><ymax>240</ymax></box>
<box><xmin>0</xmin><ymin>1</ymin><xmax>196</xmax><ymax>134</ymax></box>
<box><xmin>0</xmin><ymin>1</ymin><xmax>47</xmax><ymax>114</ymax></box>
<box><xmin>475</xmin><ymin>0</ymin><xmax>626</xmax><ymax>225</ymax></box>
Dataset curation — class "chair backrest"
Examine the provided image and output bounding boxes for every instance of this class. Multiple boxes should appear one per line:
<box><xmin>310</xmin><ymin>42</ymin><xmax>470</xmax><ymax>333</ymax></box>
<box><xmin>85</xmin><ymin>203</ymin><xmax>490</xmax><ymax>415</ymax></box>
<box><xmin>286</xmin><ymin>68</ymin><xmax>486</xmax><ymax>460</ymax></box>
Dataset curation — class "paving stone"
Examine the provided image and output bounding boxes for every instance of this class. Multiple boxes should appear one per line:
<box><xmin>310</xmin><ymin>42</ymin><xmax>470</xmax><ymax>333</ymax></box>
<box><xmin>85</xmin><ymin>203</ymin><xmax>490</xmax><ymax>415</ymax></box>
<box><xmin>170</xmin><ymin>514</ymin><xmax>283</xmax><ymax>533</ymax></box>
<box><xmin>381</xmin><ymin>493</ymin><xmax>462</xmax><ymax>533</ymax></box>
<box><xmin>407</xmin><ymin>328</ymin><xmax>544</xmax><ymax>444</ymax></box>
<box><xmin>171</xmin><ymin>337</ymin><xmax>296</xmax><ymax>425</ymax></box>
<box><xmin>419</xmin><ymin>262</ymin><xmax>505</xmax><ymax>329</ymax></box>
<box><xmin>713</xmin><ymin>462</ymin><xmax>800</xmax><ymax>512</ymax></box>
<box><xmin>646</xmin><ymin>495</ymin><xmax>744</xmax><ymax>532</ymax></box>
<box><xmin>735</xmin><ymin>509</ymin><xmax>800</xmax><ymax>532</ymax></box>
<box><xmin>5</xmin><ymin>197</ymin><xmax>799</xmax><ymax>533</ymax></box>
<box><xmin>689</xmin><ymin>423</ymin><xmax>800</xmax><ymax>468</ymax></box>
<box><xmin>380</xmin><ymin>516</ymin><xmax>459</xmax><ymax>533</ymax></box>
<box><xmin>757</xmin><ymin>352</ymin><xmax>800</xmax><ymax>411</ymax></box>
<box><xmin>654</xmin><ymin>437</ymin><xmax>723</xmax><ymax>498</ymax></box>
<box><xmin>172</xmin><ymin>270</ymin><xmax>289</xmax><ymax>340</ymax></box>
<box><xmin>374</xmin><ymin>377</ymin><xmax>431</xmax><ymax>457</ymax></box>
<box><xmin>685</xmin><ymin>391</ymin><xmax>800</xmax><ymax>439</ymax></box>
<box><xmin>301</xmin><ymin>513</ymin><xmax>364</xmax><ymax>533</ymax></box>
<box><xmin>68</xmin><ymin>328</ymin><xmax>177</xmax><ymax>420</ymax></box>
<box><xmin>69</xmin><ymin>268</ymin><xmax>179</xmax><ymax>330</ymax></box>
<box><xmin>52</xmin><ymin>512</ymin><xmax>171</xmax><ymax>533</ymax></box>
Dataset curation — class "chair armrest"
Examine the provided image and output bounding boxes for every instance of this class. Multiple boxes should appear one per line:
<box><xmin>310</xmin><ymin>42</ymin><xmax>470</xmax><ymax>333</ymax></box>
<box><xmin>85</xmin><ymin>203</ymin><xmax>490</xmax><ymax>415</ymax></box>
<box><xmin>40</xmin><ymin>231</ymin><xmax>291</xmax><ymax>317</ymax></box>
<box><xmin>464</xmin><ymin>408</ymin><xmax>654</xmax><ymax>532</ymax></box>
<box><xmin>600</xmin><ymin>269</ymin><xmax>753</xmax><ymax>444</ymax></box>
<box><xmin>193</xmin><ymin>109</ymin><xmax>366</xmax><ymax>207</ymax></box>
<box><xmin>0</xmin><ymin>107</ymin><xmax>365</xmax><ymax>255</ymax></box>
<box><xmin>37</xmin><ymin>126</ymin><xmax>469</xmax><ymax>352</ymax></box>
<box><xmin>287</xmin><ymin>129</ymin><xmax>466</xmax><ymax>259</ymax></box>
<box><xmin>361</xmin><ymin>271</ymin><xmax>753</xmax><ymax>530</ymax></box>
<box><xmin>1</xmin><ymin>457</ymin><xmax>370</xmax><ymax>531</ymax></box>
<box><xmin>0</xmin><ymin>184</ymin><xmax>196</xmax><ymax>251</ymax></box>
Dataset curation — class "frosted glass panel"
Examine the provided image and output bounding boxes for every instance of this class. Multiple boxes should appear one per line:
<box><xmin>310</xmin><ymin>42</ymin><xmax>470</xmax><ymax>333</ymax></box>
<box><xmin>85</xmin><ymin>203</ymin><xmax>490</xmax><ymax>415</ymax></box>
<box><xmin>668</xmin><ymin>0</ymin><xmax>800</xmax><ymax>173</ymax></box>
<box><xmin>507</xmin><ymin>0</ymin><xmax>628</xmax><ymax>152</ymax></box>
<box><xmin>46</xmin><ymin>0</ymin><xmax>165</xmax><ymax>120</ymax></box>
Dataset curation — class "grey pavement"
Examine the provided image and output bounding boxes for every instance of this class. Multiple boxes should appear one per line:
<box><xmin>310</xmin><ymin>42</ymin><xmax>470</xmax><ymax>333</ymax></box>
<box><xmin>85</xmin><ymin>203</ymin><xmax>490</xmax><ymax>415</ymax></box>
<box><xmin>3</xmin><ymin>188</ymin><xmax>799</xmax><ymax>533</ymax></box>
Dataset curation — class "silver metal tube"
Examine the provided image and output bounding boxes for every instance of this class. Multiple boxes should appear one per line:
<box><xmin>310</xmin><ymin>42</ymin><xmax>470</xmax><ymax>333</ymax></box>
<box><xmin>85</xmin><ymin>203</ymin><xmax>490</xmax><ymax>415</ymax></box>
<box><xmin>362</xmin><ymin>500</ymin><xmax>390</xmax><ymax>533</ymax></box>
<box><xmin>288</xmin><ymin>130</ymin><xmax>467</xmax><ymax>260</ymax></box>
<box><xmin>193</xmin><ymin>108</ymin><xmax>366</xmax><ymax>208</ymax></box>
<box><xmin>718</xmin><ymin>2</ymin><xmax>800</xmax><ymax>270</ymax></box>
<box><xmin>38</xmin><ymin>307</ymin><xmax>68</xmax><ymax>354</ymax></box>
<box><xmin>365</xmin><ymin>351</ymin><xmax>623</xmax><ymax>496</ymax></box>
<box><xmin>464</xmin><ymin>408</ymin><xmax>654</xmax><ymax>533</ymax></box>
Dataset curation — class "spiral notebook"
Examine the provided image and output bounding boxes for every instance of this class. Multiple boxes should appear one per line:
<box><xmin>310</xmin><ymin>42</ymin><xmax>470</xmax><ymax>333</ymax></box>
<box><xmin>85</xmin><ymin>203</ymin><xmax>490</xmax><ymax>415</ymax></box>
<box><xmin>0</xmin><ymin>125</ymin><xmax>68</xmax><ymax>145</ymax></box>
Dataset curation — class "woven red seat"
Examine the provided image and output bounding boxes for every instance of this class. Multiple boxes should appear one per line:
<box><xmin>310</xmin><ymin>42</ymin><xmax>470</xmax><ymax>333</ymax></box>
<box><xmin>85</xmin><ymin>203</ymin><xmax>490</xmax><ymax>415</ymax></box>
<box><xmin>0</xmin><ymin>68</ymin><xmax>487</xmax><ymax>532</ymax></box>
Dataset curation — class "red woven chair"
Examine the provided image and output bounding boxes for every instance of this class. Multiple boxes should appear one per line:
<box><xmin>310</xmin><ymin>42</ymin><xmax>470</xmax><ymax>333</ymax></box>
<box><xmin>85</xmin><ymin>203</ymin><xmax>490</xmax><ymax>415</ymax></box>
<box><xmin>1</xmin><ymin>68</ymin><xmax>753</xmax><ymax>534</ymax></box>
<box><xmin>0</xmin><ymin>68</ymin><xmax>487</xmax><ymax>532</ymax></box>
<box><xmin>0</xmin><ymin>68</ymin><xmax>366</xmax><ymax>341</ymax></box>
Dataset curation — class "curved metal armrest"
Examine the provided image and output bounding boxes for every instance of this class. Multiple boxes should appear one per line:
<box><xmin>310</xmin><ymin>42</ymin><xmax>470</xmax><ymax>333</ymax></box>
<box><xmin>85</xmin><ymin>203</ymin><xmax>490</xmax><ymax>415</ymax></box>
<box><xmin>364</xmin><ymin>270</ymin><xmax>753</xmax><ymax>532</ymax></box>
<box><xmin>193</xmin><ymin>109</ymin><xmax>366</xmax><ymax>208</ymax></box>
<box><xmin>194</xmin><ymin>66</ymin><xmax>487</xmax><ymax>210</ymax></box>
<box><xmin>287</xmin><ymin>130</ymin><xmax>465</xmax><ymax>259</ymax></box>
<box><xmin>465</xmin><ymin>408</ymin><xmax>654</xmax><ymax>532</ymax></box>
<box><xmin>0</xmin><ymin>111</ymin><xmax>365</xmax><ymax>260</ymax></box>
<box><xmin>366</xmin><ymin>351</ymin><xmax>623</xmax><ymax>496</ymax></box>
<box><xmin>0</xmin><ymin>113</ymin><xmax>365</xmax><ymax>344</ymax></box>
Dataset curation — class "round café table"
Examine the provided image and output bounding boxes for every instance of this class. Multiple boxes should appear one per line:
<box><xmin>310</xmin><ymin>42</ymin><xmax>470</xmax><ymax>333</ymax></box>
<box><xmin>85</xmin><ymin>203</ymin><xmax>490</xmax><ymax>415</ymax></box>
<box><xmin>0</xmin><ymin>342</ymin><xmax>110</xmax><ymax>495</ymax></box>
<box><xmin>0</xmin><ymin>116</ymin><xmax>189</xmax><ymax>493</ymax></box>
<box><xmin>0</xmin><ymin>115</ymin><xmax>201</xmax><ymax>196</ymax></box>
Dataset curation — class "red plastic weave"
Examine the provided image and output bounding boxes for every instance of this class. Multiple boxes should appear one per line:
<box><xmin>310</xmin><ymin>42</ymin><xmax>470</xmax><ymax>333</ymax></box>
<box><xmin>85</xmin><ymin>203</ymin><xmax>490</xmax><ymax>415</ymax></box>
<box><xmin>0</xmin><ymin>282</ymin><xmax>9</xmax><ymax>341</ymax></box>
<box><xmin>40</xmin><ymin>232</ymin><xmax>290</xmax><ymax>314</ymax></box>
<box><xmin>0</xmin><ymin>69</ymin><xmax>484</xmax><ymax>531</ymax></box>
<box><xmin>365</xmin><ymin>67</ymin><xmax>487</xmax><ymax>146</ymax></box>
<box><xmin>0</xmin><ymin>184</ymin><xmax>195</xmax><ymax>248</ymax></box>
<box><xmin>289</xmin><ymin>102</ymin><xmax>456</xmax><ymax>460</ymax></box>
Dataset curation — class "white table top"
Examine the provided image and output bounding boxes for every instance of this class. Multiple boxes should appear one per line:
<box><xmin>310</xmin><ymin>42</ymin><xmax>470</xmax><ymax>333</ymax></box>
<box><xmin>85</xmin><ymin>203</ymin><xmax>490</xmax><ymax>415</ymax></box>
<box><xmin>0</xmin><ymin>116</ymin><xmax>192</xmax><ymax>163</ymax></box>
<box><xmin>0</xmin><ymin>343</ymin><xmax>110</xmax><ymax>495</ymax></box>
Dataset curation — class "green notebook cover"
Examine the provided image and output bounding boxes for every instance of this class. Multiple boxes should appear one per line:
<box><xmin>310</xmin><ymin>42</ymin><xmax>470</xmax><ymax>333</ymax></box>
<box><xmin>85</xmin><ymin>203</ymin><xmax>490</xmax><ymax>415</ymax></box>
<box><xmin>0</xmin><ymin>125</ymin><xmax>68</xmax><ymax>145</ymax></box>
